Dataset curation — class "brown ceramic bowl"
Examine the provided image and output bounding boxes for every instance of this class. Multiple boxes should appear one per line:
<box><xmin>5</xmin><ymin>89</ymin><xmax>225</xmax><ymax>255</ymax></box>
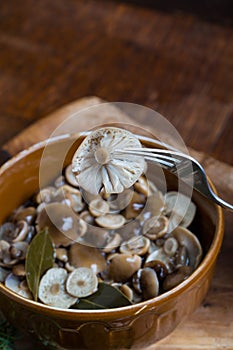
<box><xmin>0</xmin><ymin>134</ymin><xmax>224</xmax><ymax>349</ymax></box>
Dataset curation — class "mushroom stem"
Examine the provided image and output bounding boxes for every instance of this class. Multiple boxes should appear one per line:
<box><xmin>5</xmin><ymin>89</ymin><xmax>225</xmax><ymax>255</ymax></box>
<box><xmin>94</xmin><ymin>147</ymin><xmax>111</xmax><ymax>165</ymax></box>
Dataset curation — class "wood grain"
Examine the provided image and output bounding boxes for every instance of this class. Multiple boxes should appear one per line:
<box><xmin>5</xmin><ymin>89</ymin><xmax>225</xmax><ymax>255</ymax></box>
<box><xmin>2</xmin><ymin>97</ymin><xmax>233</xmax><ymax>350</ymax></box>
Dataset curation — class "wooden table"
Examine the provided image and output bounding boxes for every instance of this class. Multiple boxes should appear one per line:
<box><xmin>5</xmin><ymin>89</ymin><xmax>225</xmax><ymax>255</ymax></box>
<box><xmin>0</xmin><ymin>1</ymin><xmax>232</xmax><ymax>349</ymax></box>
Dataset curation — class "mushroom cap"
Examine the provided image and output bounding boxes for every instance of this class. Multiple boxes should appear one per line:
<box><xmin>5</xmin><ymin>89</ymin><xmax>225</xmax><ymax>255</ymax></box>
<box><xmin>140</xmin><ymin>267</ymin><xmax>159</xmax><ymax>300</ymax></box>
<box><xmin>108</xmin><ymin>253</ymin><xmax>142</xmax><ymax>282</ymax></box>
<box><xmin>0</xmin><ymin>222</ymin><xmax>17</xmax><ymax>242</ymax></box>
<box><xmin>124</xmin><ymin>192</ymin><xmax>146</xmax><ymax>220</ymax></box>
<box><xmin>134</xmin><ymin>176</ymin><xmax>149</xmax><ymax>196</ymax></box>
<box><xmin>55</xmin><ymin>248</ymin><xmax>68</xmax><ymax>262</ymax></box>
<box><xmin>143</xmin><ymin>215</ymin><xmax>169</xmax><ymax>240</ymax></box>
<box><xmin>144</xmin><ymin>260</ymin><xmax>168</xmax><ymax>281</ymax></box>
<box><xmin>12</xmin><ymin>220</ymin><xmax>29</xmax><ymax>243</ymax></box>
<box><xmin>38</xmin><ymin>267</ymin><xmax>77</xmax><ymax>308</ymax></box>
<box><xmin>72</xmin><ymin>127</ymin><xmax>145</xmax><ymax>195</ymax></box>
<box><xmin>66</xmin><ymin>267</ymin><xmax>98</xmax><ymax>298</ymax></box>
<box><xmin>163</xmin><ymin>266</ymin><xmax>192</xmax><ymax>291</ymax></box>
<box><xmin>172</xmin><ymin>226</ymin><xmax>202</xmax><ymax>269</ymax></box>
<box><xmin>35</xmin><ymin>186</ymin><xmax>56</xmax><ymax>204</ymax></box>
<box><xmin>145</xmin><ymin>246</ymin><xmax>174</xmax><ymax>273</ymax></box>
<box><xmin>5</xmin><ymin>274</ymin><xmax>32</xmax><ymax>299</ymax></box>
<box><xmin>118</xmin><ymin>284</ymin><xmax>134</xmax><ymax>302</ymax></box>
<box><xmin>36</xmin><ymin>203</ymin><xmax>85</xmax><ymax>247</ymax></box>
<box><xmin>89</xmin><ymin>198</ymin><xmax>110</xmax><ymax>217</ymax></box>
<box><xmin>65</xmin><ymin>164</ymin><xmax>79</xmax><ymax>187</ymax></box>
<box><xmin>69</xmin><ymin>243</ymin><xmax>107</xmax><ymax>274</ymax></box>
<box><xmin>102</xmin><ymin>233</ymin><xmax>122</xmax><ymax>253</ymax></box>
<box><xmin>12</xmin><ymin>263</ymin><xmax>26</xmax><ymax>277</ymax></box>
<box><xmin>163</xmin><ymin>237</ymin><xmax>179</xmax><ymax>257</ymax></box>
<box><xmin>120</xmin><ymin>235</ymin><xmax>150</xmax><ymax>256</ymax></box>
<box><xmin>0</xmin><ymin>241</ymin><xmax>28</xmax><ymax>267</ymax></box>
<box><xmin>95</xmin><ymin>214</ymin><xmax>125</xmax><ymax>229</ymax></box>
<box><xmin>165</xmin><ymin>192</ymin><xmax>196</xmax><ymax>230</ymax></box>
<box><xmin>54</xmin><ymin>185</ymin><xmax>84</xmax><ymax>213</ymax></box>
<box><xmin>13</xmin><ymin>206</ymin><xmax>36</xmax><ymax>225</ymax></box>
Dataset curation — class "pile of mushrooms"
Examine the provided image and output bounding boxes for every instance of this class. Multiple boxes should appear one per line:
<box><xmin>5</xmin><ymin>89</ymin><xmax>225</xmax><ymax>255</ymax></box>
<box><xmin>0</xmin><ymin>127</ymin><xmax>203</xmax><ymax>309</ymax></box>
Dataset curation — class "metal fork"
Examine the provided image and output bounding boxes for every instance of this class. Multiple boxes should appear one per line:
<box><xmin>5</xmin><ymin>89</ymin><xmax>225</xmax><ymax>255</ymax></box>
<box><xmin>115</xmin><ymin>147</ymin><xmax>233</xmax><ymax>211</ymax></box>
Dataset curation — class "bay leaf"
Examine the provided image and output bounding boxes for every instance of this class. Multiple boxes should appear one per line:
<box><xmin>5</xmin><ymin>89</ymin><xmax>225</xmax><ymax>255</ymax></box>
<box><xmin>25</xmin><ymin>228</ymin><xmax>54</xmax><ymax>301</ymax></box>
<box><xmin>72</xmin><ymin>282</ymin><xmax>132</xmax><ymax>310</ymax></box>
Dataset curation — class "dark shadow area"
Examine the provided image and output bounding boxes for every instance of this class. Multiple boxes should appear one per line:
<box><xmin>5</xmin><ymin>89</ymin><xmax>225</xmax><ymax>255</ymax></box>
<box><xmin>112</xmin><ymin>0</ymin><xmax>233</xmax><ymax>26</ymax></box>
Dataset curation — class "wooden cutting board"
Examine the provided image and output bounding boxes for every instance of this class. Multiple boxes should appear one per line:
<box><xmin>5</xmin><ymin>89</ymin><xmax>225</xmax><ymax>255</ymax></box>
<box><xmin>1</xmin><ymin>97</ymin><xmax>233</xmax><ymax>350</ymax></box>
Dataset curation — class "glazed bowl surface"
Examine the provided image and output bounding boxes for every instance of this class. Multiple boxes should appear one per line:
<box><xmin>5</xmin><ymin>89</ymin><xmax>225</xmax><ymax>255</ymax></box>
<box><xmin>0</xmin><ymin>134</ymin><xmax>224</xmax><ymax>349</ymax></box>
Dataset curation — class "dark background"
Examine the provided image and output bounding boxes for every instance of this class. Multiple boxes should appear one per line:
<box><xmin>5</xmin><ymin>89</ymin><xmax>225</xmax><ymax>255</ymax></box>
<box><xmin>116</xmin><ymin>0</ymin><xmax>233</xmax><ymax>25</ymax></box>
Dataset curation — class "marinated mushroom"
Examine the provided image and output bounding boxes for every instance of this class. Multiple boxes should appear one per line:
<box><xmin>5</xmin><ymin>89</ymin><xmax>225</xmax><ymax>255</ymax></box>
<box><xmin>9</xmin><ymin>242</ymin><xmax>28</xmax><ymax>262</ymax></box>
<box><xmin>140</xmin><ymin>267</ymin><xmax>159</xmax><ymax>300</ymax></box>
<box><xmin>124</xmin><ymin>192</ymin><xmax>146</xmax><ymax>220</ymax></box>
<box><xmin>118</xmin><ymin>284</ymin><xmax>134</xmax><ymax>302</ymax></box>
<box><xmin>69</xmin><ymin>243</ymin><xmax>107</xmax><ymax>274</ymax></box>
<box><xmin>12</xmin><ymin>263</ymin><xmax>26</xmax><ymax>277</ymax></box>
<box><xmin>0</xmin><ymin>241</ymin><xmax>28</xmax><ymax>267</ymax></box>
<box><xmin>55</xmin><ymin>185</ymin><xmax>84</xmax><ymax>213</ymax></box>
<box><xmin>145</xmin><ymin>246</ymin><xmax>174</xmax><ymax>273</ymax></box>
<box><xmin>119</xmin><ymin>236</ymin><xmax>150</xmax><ymax>256</ymax></box>
<box><xmin>163</xmin><ymin>266</ymin><xmax>192</xmax><ymax>291</ymax></box>
<box><xmin>12</xmin><ymin>220</ymin><xmax>29</xmax><ymax>243</ymax></box>
<box><xmin>38</xmin><ymin>268</ymin><xmax>77</xmax><ymax>308</ymax></box>
<box><xmin>102</xmin><ymin>233</ymin><xmax>122</xmax><ymax>253</ymax></box>
<box><xmin>0</xmin><ymin>240</ymin><xmax>11</xmax><ymax>265</ymax></box>
<box><xmin>65</xmin><ymin>164</ymin><xmax>79</xmax><ymax>187</ymax></box>
<box><xmin>143</xmin><ymin>215</ymin><xmax>169</xmax><ymax>240</ymax></box>
<box><xmin>79</xmin><ymin>210</ymin><xmax>95</xmax><ymax>225</ymax></box>
<box><xmin>165</xmin><ymin>192</ymin><xmax>196</xmax><ymax>230</ymax></box>
<box><xmin>163</xmin><ymin>237</ymin><xmax>179</xmax><ymax>257</ymax></box>
<box><xmin>96</xmin><ymin>214</ymin><xmax>125</xmax><ymax>229</ymax></box>
<box><xmin>132</xmin><ymin>269</ymin><xmax>143</xmax><ymax>294</ymax></box>
<box><xmin>13</xmin><ymin>206</ymin><xmax>36</xmax><ymax>225</ymax></box>
<box><xmin>133</xmin><ymin>176</ymin><xmax>149</xmax><ymax>196</ymax></box>
<box><xmin>172</xmin><ymin>226</ymin><xmax>202</xmax><ymax>270</ymax></box>
<box><xmin>89</xmin><ymin>198</ymin><xmax>110</xmax><ymax>217</ymax></box>
<box><xmin>35</xmin><ymin>187</ymin><xmax>56</xmax><ymax>204</ymax></box>
<box><xmin>5</xmin><ymin>274</ymin><xmax>32</xmax><ymax>299</ymax></box>
<box><xmin>175</xmin><ymin>245</ymin><xmax>188</xmax><ymax>268</ymax></box>
<box><xmin>72</xmin><ymin>127</ymin><xmax>145</xmax><ymax>195</ymax></box>
<box><xmin>144</xmin><ymin>260</ymin><xmax>168</xmax><ymax>281</ymax></box>
<box><xmin>36</xmin><ymin>203</ymin><xmax>86</xmax><ymax>247</ymax></box>
<box><xmin>108</xmin><ymin>253</ymin><xmax>142</xmax><ymax>282</ymax></box>
<box><xmin>66</xmin><ymin>267</ymin><xmax>98</xmax><ymax>298</ymax></box>
<box><xmin>55</xmin><ymin>248</ymin><xmax>68</xmax><ymax>262</ymax></box>
<box><xmin>0</xmin><ymin>223</ymin><xmax>17</xmax><ymax>242</ymax></box>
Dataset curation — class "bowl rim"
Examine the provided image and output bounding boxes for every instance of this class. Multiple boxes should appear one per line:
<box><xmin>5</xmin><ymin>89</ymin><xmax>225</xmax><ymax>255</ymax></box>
<box><xmin>0</xmin><ymin>133</ymin><xmax>224</xmax><ymax>318</ymax></box>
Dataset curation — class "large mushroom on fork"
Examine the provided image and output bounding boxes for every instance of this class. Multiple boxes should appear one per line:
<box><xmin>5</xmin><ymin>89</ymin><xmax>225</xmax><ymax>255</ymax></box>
<box><xmin>72</xmin><ymin>127</ymin><xmax>146</xmax><ymax>195</ymax></box>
